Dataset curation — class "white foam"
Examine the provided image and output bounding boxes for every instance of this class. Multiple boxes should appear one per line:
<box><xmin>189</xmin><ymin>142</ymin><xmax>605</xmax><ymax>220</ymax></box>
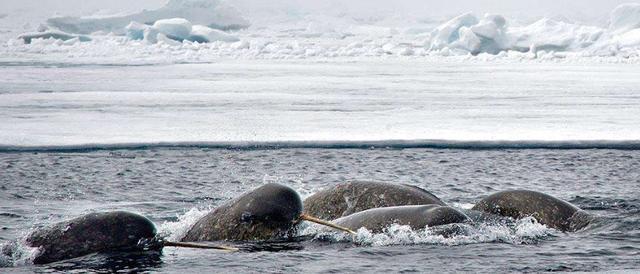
<box><xmin>308</xmin><ymin>217</ymin><xmax>553</xmax><ymax>247</ymax></box>
<box><xmin>0</xmin><ymin>239</ymin><xmax>41</xmax><ymax>267</ymax></box>
<box><xmin>157</xmin><ymin>207</ymin><xmax>211</xmax><ymax>242</ymax></box>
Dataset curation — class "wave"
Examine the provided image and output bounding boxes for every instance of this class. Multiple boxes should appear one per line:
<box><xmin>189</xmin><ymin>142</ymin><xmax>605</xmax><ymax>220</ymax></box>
<box><xmin>1</xmin><ymin>139</ymin><xmax>640</xmax><ymax>152</ymax></box>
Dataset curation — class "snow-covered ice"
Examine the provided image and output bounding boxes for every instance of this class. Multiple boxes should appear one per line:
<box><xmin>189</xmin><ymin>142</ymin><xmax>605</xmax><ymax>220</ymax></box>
<box><xmin>0</xmin><ymin>60</ymin><xmax>639</xmax><ymax>149</ymax></box>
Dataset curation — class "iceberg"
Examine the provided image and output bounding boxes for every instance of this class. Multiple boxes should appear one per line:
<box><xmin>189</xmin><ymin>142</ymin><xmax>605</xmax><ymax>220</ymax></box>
<box><xmin>46</xmin><ymin>0</ymin><xmax>249</xmax><ymax>35</ymax></box>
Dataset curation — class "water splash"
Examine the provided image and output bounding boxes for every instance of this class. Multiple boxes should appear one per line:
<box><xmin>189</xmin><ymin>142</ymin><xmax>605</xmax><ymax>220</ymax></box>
<box><xmin>157</xmin><ymin>207</ymin><xmax>210</xmax><ymax>242</ymax></box>
<box><xmin>305</xmin><ymin>217</ymin><xmax>554</xmax><ymax>247</ymax></box>
<box><xmin>0</xmin><ymin>239</ymin><xmax>41</xmax><ymax>267</ymax></box>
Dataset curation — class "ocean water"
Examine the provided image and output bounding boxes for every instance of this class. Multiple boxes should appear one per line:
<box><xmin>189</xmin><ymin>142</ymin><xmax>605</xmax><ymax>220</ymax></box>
<box><xmin>0</xmin><ymin>147</ymin><xmax>639</xmax><ymax>273</ymax></box>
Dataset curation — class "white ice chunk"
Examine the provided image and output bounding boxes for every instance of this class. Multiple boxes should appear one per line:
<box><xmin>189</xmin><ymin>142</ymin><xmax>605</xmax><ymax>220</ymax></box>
<box><xmin>614</xmin><ymin>28</ymin><xmax>640</xmax><ymax>48</ymax></box>
<box><xmin>507</xmin><ymin>18</ymin><xmax>603</xmax><ymax>52</ymax></box>
<box><xmin>609</xmin><ymin>3</ymin><xmax>640</xmax><ymax>35</ymax></box>
<box><xmin>153</xmin><ymin>18</ymin><xmax>192</xmax><ymax>41</ymax></box>
<box><xmin>429</xmin><ymin>13</ymin><xmax>479</xmax><ymax>50</ymax></box>
<box><xmin>188</xmin><ymin>25</ymin><xmax>239</xmax><ymax>43</ymax></box>
<box><xmin>125</xmin><ymin>21</ymin><xmax>160</xmax><ymax>43</ymax></box>
<box><xmin>125</xmin><ymin>21</ymin><xmax>148</xmax><ymax>40</ymax></box>
<box><xmin>157</xmin><ymin>33</ymin><xmax>182</xmax><ymax>46</ymax></box>
<box><xmin>430</xmin><ymin>13</ymin><xmax>507</xmax><ymax>54</ymax></box>
<box><xmin>453</xmin><ymin>27</ymin><xmax>482</xmax><ymax>54</ymax></box>
<box><xmin>470</xmin><ymin>14</ymin><xmax>506</xmax><ymax>40</ymax></box>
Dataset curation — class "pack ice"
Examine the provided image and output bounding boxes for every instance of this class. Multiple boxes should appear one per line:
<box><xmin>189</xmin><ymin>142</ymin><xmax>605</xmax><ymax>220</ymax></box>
<box><xmin>9</xmin><ymin>2</ymin><xmax>640</xmax><ymax>59</ymax></box>
<box><xmin>427</xmin><ymin>3</ymin><xmax>640</xmax><ymax>56</ymax></box>
<box><xmin>18</xmin><ymin>0</ymin><xmax>244</xmax><ymax>44</ymax></box>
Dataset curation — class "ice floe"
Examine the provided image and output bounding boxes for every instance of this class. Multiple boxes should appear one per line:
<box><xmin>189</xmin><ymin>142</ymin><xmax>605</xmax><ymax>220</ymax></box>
<box><xmin>46</xmin><ymin>0</ymin><xmax>248</xmax><ymax>35</ymax></box>
<box><xmin>5</xmin><ymin>3</ymin><xmax>640</xmax><ymax>61</ymax></box>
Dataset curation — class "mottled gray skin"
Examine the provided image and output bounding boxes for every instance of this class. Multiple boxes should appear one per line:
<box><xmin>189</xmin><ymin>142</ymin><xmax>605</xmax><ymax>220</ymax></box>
<box><xmin>332</xmin><ymin>205</ymin><xmax>470</xmax><ymax>233</ymax></box>
<box><xmin>182</xmin><ymin>183</ymin><xmax>303</xmax><ymax>242</ymax></box>
<box><xmin>472</xmin><ymin>190</ymin><xmax>592</xmax><ymax>232</ymax></box>
<box><xmin>303</xmin><ymin>181</ymin><xmax>446</xmax><ymax>220</ymax></box>
<box><xmin>26</xmin><ymin>211</ymin><xmax>157</xmax><ymax>264</ymax></box>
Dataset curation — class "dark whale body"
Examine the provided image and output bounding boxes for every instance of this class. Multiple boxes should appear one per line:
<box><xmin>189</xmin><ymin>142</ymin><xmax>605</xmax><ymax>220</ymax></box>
<box><xmin>332</xmin><ymin>205</ymin><xmax>470</xmax><ymax>233</ymax></box>
<box><xmin>303</xmin><ymin>181</ymin><xmax>446</xmax><ymax>220</ymax></box>
<box><xmin>182</xmin><ymin>183</ymin><xmax>304</xmax><ymax>242</ymax></box>
<box><xmin>25</xmin><ymin>211</ymin><xmax>157</xmax><ymax>264</ymax></box>
<box><xmin>472</xmin><ymin>190</ymin><xmax>592</xmax><ymax>232</ymax></box>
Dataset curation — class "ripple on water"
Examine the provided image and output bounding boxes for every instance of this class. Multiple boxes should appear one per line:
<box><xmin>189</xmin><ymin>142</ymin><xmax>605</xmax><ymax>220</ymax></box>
<box><xmin>0</xmin><ymin>148</ymin><xmax>638</xmax><ymax>272</ymax></box>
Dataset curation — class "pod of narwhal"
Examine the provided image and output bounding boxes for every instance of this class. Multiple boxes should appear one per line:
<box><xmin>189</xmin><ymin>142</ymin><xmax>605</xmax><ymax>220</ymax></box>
<box><xmin>6</xmin><ymin>182</ymin><xmax>593</xmax><ymax>265</ymax></box>
<box><xmin>9</xmin><ymin>183</ymin><xmax>353</xmax><ymax>265</ymax></box>
<box><xmin>303</xmin><ymin>181</ymin><xmax>592</xmax><ymax>233</ymax></box>
<box><xmin>303</xmin><ymin>181</ymin><xmax>470</xmax><ymax>232</ymax></box>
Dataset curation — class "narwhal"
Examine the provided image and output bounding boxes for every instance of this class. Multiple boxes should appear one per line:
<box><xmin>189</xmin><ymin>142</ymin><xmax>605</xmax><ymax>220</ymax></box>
<box><xmin>4</xmin><ymin>211</ymin><xmax>234</xmax><ymax>265</ymax></box>
<box><xmin>331</xmin><ymin>205</ymin><xmax>471</xmax><ymax>233</ymax></box>
<box><xmin>472</xmin><ymin>189</ymin><xmax>593</xmax><ymax>232</ymax></box>
<box><xmin>303</xmin><ymin>181</ymin><xmax>446</xmax><ymax>220</ymax></box>
<box><xmin>182</xmin><ymin>183</ymin><xmax>355</xmax><ymax>242</ymax></box>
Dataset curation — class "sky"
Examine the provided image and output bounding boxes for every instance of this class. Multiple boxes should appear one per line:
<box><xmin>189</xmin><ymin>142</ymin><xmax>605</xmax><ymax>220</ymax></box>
<box><xmin>1</xmin><ymin>0</ymin><xmax>640</xmax><ymax>29</ymax></box>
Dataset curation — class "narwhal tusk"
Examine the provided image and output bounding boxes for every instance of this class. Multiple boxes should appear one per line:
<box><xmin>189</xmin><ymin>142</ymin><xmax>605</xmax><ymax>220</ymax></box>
<box><xmin>163</xmin><ymin>241</ymin><xmax>239</xmax><ymax>251</ymax></box>
<box><xmin>299</xmin><ymin>214</ymin><xmax>356</xmax><ymax>234</ymax></box>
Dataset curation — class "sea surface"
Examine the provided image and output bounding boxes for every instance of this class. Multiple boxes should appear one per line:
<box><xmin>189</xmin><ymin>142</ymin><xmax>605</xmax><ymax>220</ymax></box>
<box><xmin>1</xmin><ymin>147</ymin><xmax>639</xmax><ymax>273</ymax></box>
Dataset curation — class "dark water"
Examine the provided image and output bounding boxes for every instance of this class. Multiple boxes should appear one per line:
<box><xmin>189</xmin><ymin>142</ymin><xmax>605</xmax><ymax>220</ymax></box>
<box><xmin>1</xmin><ymin>148</ymin><xmax>639</xmax><ymax>273</ymax></box>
